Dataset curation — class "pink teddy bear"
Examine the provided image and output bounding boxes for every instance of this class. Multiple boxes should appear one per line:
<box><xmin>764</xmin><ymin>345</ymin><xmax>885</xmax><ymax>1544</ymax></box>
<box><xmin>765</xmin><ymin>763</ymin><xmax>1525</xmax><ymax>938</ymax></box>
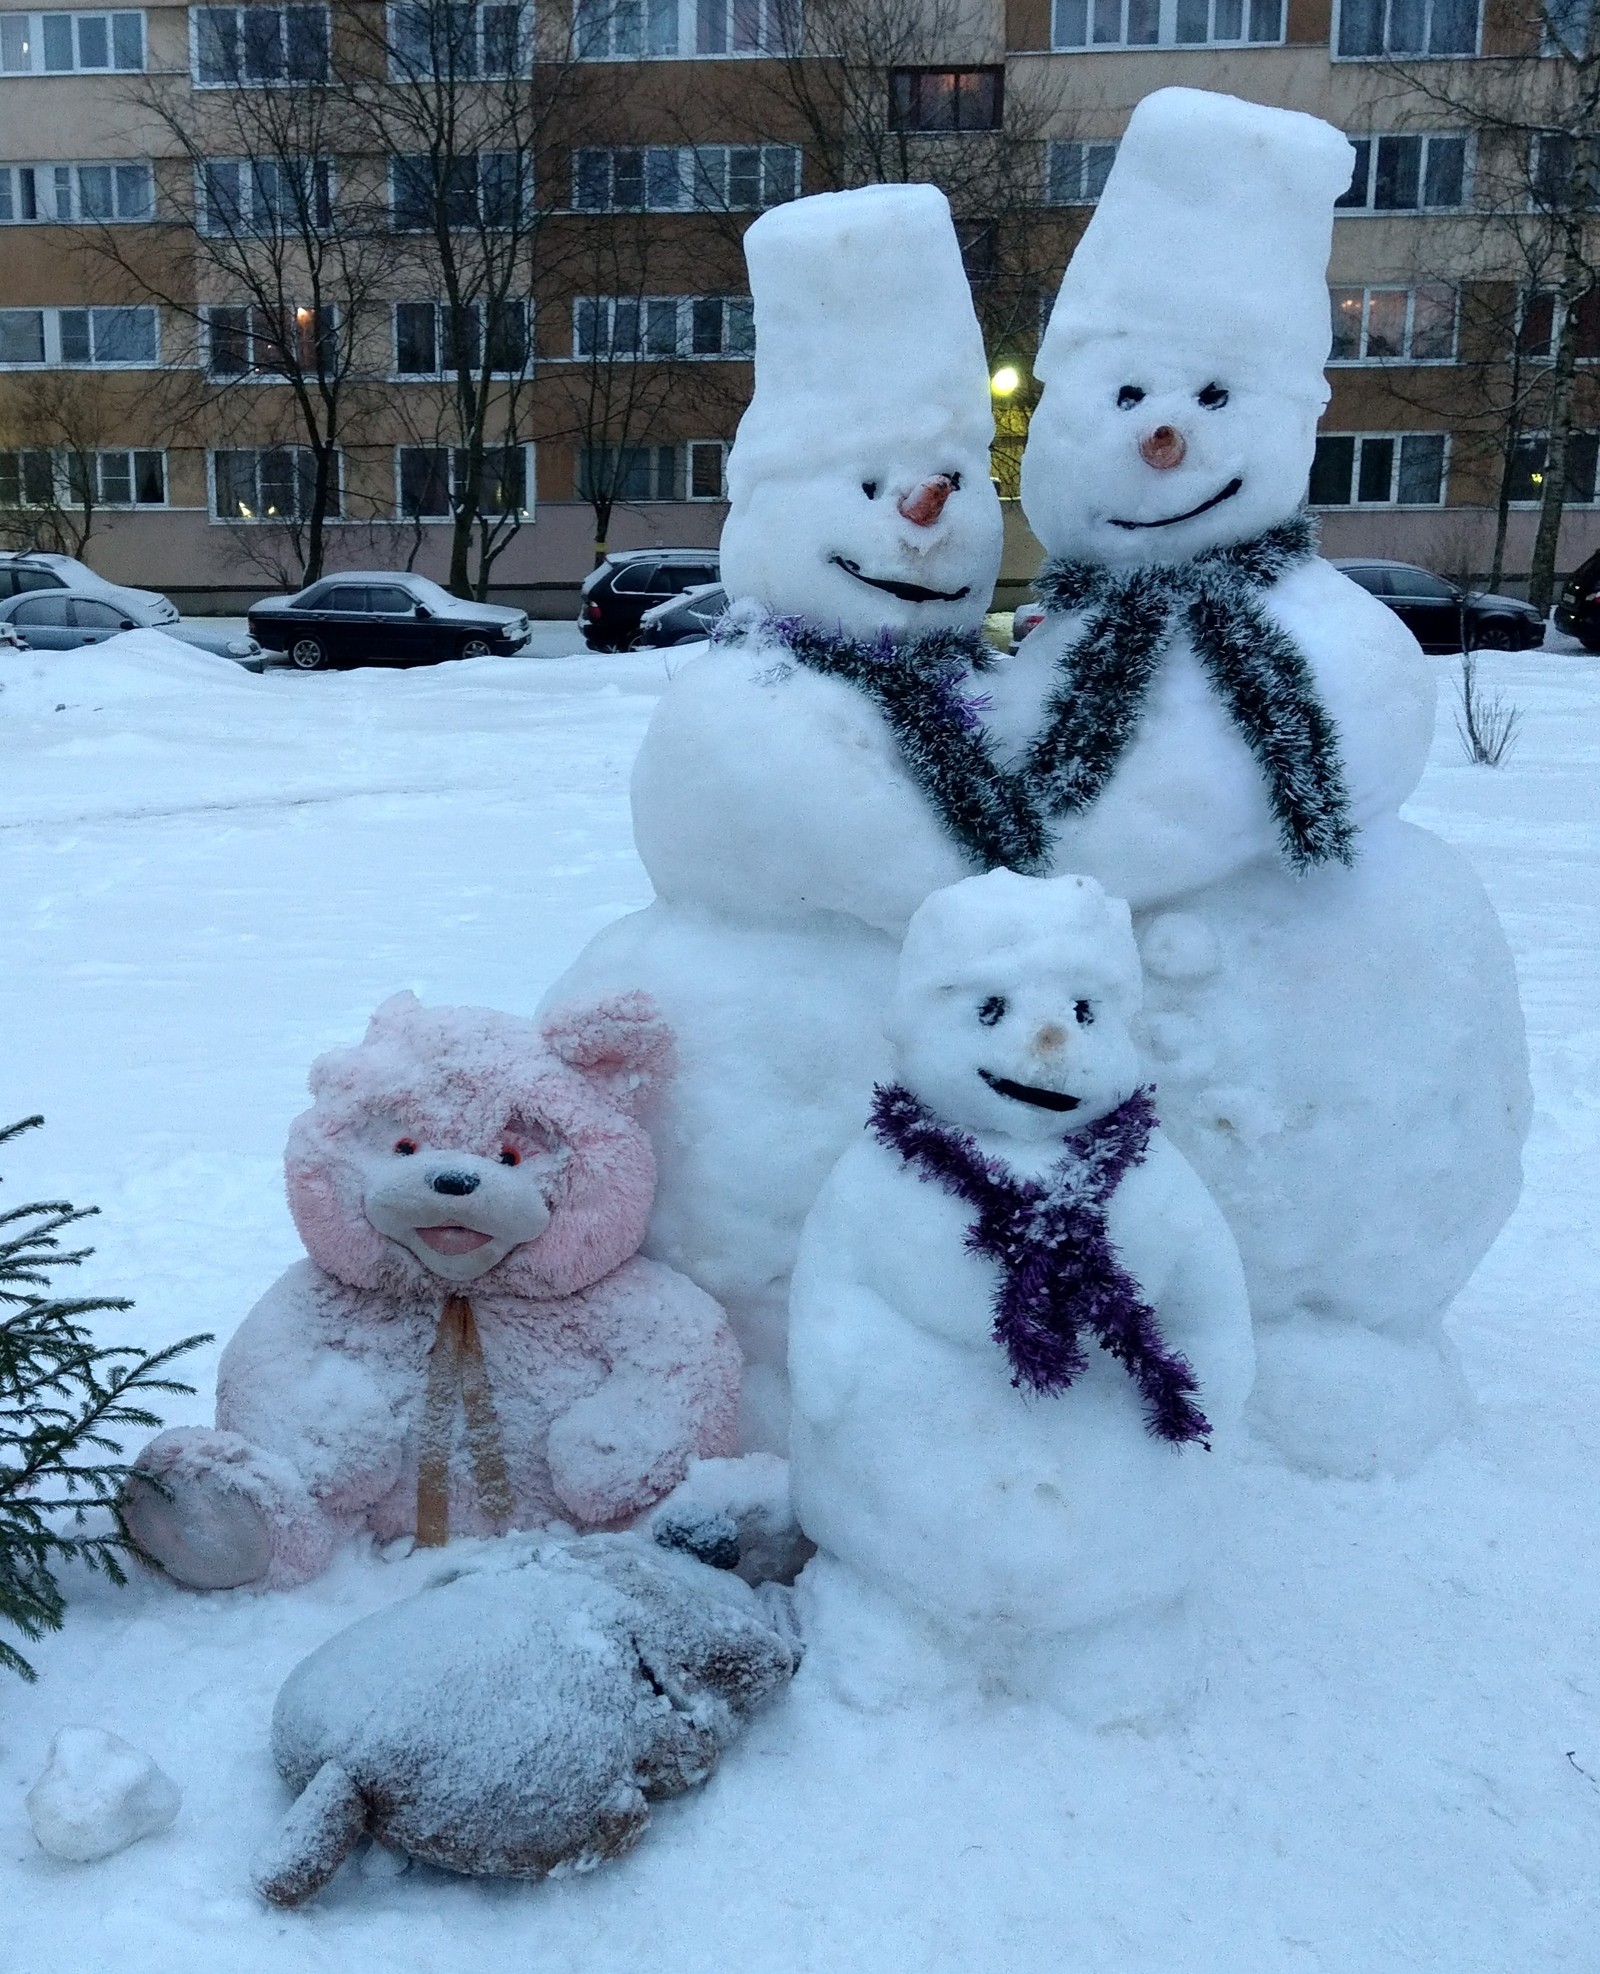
<box><xmin>123</xmin><ymin>991</ymin><xmax>742</xmax><ymax>1591</ymax></box>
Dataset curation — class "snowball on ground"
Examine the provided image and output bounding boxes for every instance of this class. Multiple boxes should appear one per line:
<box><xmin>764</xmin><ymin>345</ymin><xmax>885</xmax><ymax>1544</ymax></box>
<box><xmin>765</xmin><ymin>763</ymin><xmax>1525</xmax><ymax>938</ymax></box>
<box><xmin>26</xmin><ymin>1726</ymin><xmax>181</xmax><ymax>1863</ymax></box>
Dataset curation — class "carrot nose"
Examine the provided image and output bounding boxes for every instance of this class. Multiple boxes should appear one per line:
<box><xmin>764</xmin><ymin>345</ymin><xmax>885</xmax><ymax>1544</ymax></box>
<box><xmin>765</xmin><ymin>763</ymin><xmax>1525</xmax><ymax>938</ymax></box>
<box><xmin>1034</xmin><ymin>1023</ymin><xmax>1067</xmax><ymax>1056</ymax></box>
<box><xmin>897</xmin><ymin>475</ymin><xmax>955</xmax><ymax>526</ymax></box>
<box><xmin>1139</xmin><ymin>425</ymin><xmax>1187</xmax><ymax>471</ymax></box>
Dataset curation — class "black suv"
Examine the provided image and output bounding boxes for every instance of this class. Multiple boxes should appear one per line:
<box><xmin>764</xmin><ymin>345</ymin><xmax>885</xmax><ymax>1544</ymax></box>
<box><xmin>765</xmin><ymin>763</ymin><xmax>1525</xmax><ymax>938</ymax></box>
<box><xmin>579</xmin><ymin>549</ymin><xmax>720</xmax><ymax>650</ymax></box>
<box><xmin>1555</xmin><ymin>549</ymin><xmax>1600</xmax><ymax>651</ymax></box>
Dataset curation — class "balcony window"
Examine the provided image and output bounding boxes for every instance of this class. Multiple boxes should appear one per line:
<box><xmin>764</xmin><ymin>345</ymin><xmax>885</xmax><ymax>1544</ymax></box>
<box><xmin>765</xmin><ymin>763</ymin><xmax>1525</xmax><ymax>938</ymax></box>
<box><xmin>1329</xmin><ymin>285</ymin><xmax>1456</xmax><ymax>360</ymax></box>
<box><xmin>574</xmin><ymin>294</ymin><xmax>753</xmax><ymax>359</ymax></box>
<box><xmin>0</xmin><ymin>161</ymin><xmax>154</xmax><ymax>223</ymax></box>
<box><xmin>388</xmin><ymin>2</ymin><xmax>528</xmax><ymax>78</ymax></box>
<box><xmin>200</xmin><ymin>158</ymin><xmax>334</xmax><ymax>234</ymax></box>
<box><xmin>1337</xmin><ymin>133</ymin><xmax>1468</xmax><ymax>211</ymax></box>
<box><xmin>1335</xmin><ymin>0</ymin><xmax>1477</xmax><ymax>56</ymax></box>
<box><xmin>393</xmin><ymin>300</ymin><xmax>529</xmax><ymax>374</ymax></box>
<box><xmin>572</xmin><ymin>143</ymin><xmax>799</xmax><ymax>212</ymax></box>
<box><xmin>0</xmin><ymin>11</ymin><xmax>144</xmax><ymax>74</ymax></box>
<box><xmin>1052</xmin><ymin>0</ymin><xmax>1284</xmax><ymax>43</ymax></box>
<box><xmin>391</xmin><ymin>152</ymin><xmax>527</xmax><ymax>230</ymax></box>
<box><xmin>889</xmin><ymin>68</ymin><xmax>1003</xmax><ymax>134</ymax></box>
<box><xmin>0</xmin><ymin>304</ymin><xmax>158</xmax><ymax>366</ymax></box>
<box><xmin>193</xmin><ymin>6</ymin><xmax>330</xmax><ymax>84</ymax></box>
<box><xmin>1046</xmin><ymin>140</ymin><xmax>1117</xmax><ymax>205</ymax></box>
<box><xmin>574</xmin><ymin>0</ymin><xmax>784</xmax><ymax>57</ymax></box>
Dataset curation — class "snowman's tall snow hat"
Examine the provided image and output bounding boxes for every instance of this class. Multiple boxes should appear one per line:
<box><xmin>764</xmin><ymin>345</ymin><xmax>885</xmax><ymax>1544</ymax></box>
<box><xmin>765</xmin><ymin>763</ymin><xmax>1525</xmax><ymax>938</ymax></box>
<box><xmin>1038</xmin><ymin>88</ymin><xmax>1355</xmax><ymax>406</ymax></box>
<box><xmin>724</xmin><ymin>183</ymin><xmax>994</xmax><ymax>492</ymax></box>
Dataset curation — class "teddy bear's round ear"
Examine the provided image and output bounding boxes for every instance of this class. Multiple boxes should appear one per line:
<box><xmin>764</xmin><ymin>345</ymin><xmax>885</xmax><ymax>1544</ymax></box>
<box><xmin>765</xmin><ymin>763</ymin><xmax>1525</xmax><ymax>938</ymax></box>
<box><xmin>540</xmin><ymin>991</ymin><xmax>675</xmax><ymax>1113</ymax></box>
<box><xmin>363</xmin><ymin>990</ymin><xmax>424</xmax><ymax>1043</ymax></box>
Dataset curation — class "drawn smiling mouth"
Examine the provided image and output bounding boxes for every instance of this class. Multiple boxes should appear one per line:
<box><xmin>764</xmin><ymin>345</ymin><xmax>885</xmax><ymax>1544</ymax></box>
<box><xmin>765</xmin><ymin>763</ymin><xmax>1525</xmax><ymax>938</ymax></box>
<box><xmin>829</xmin><ymin>554</ymin><xmax>971</xmax><ymax>604</ymax></box>
<box><xmin>979</xmin><ymin>1070</ymin><xmax>1083</xmax><ymax>1113</ymax></box>
<box><xmin>1108</xmin><ymin>477</ymin><xmax>1243</xmax><ymax>531</ymax></box>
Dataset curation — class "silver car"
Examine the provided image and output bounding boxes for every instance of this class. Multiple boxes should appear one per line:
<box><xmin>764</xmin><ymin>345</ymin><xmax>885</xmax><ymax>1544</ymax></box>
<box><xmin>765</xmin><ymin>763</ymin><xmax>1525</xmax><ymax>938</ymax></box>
<box><xmin>0</xmin><ymin>587</ymin><xmax>264</xmax><ymax>666</ymax></box>
<box><xmin>0</xmin><ymin>550</ymin><xmax>180</xmax><ymax>624</ymax></box>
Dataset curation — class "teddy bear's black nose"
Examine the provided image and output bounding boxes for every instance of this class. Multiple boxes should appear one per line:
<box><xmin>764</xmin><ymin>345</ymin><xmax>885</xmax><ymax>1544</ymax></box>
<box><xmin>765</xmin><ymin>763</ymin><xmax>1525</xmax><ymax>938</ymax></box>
<box><xmin>430</xmin><ymin>1170</ymin><xmax>480</xmax><ymax>1197</ymax></box>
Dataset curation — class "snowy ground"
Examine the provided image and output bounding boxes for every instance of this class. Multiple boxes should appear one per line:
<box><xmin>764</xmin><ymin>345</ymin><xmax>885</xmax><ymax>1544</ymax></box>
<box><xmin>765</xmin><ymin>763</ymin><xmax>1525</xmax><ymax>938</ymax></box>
<box><xmin>1</xmin><ymin>628</ymin><xmax>1596</xmax><ymax>1972</ymax></box>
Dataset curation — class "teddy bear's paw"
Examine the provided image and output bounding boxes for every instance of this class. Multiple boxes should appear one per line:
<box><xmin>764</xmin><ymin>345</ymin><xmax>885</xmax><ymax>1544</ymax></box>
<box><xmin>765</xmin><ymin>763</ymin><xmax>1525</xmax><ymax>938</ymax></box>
<box><xmin>121</xmin><ymin>1467</ymin><xmax>273</xmax><ymax>1591</ymax></box>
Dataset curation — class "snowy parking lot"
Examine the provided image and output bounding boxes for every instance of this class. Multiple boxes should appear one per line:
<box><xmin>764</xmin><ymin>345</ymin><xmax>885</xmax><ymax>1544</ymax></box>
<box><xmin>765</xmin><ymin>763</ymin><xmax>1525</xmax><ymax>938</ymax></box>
<box><xmin>1</xmin><ymin>629</ymin><xmax>1597</xmax><ymax>1972</ymax></box>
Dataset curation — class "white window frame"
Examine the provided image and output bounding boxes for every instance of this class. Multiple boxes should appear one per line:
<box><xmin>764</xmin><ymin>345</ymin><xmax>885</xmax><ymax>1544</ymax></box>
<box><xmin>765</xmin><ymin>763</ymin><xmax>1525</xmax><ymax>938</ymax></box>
<box><xmin>1328</xmin><ymin>284</ymin><xmax>1458</xmax><ymax>363</ymax></box>
<box><xmin>202</xmin><ymin>303</ymin><xmax>338</xmax><ymax>381</ymax></box>
<box><xmin>1045</xmin><ymin>139</ymin><xmax>1118</xmax><ymax>205</ymax></box>
<box><xmin>385</xmin><ymin>1</ymin><xmax>532</xmax><ymax>79</ymax></box>
<box><xmin>1309</xmin><ymin>431</ymin><xmax>1450</xmax><ymax>507</ymax></box>
<box><xmin>0</xmin><ymin>10</ymin><xmax>145</xmax><ymax>75</ymax></box>
<box><xmin>394</xmin><ymin>442</ymin><xmax>535</xmax><ymax>520</ymax></box>
<box><xmin>0</xmin><ymin>160</ymin><xmax>155</xmax><ymax>224</ymax></box>
<box><xmin>190</xmin><ymin>5</ymin><xmax>331</xmax><ymax>86</ymax></box>
<box><xmin>0</xmin><ymin>304</ymin><xmax>160</xmax><ymax>368</ymax></box>
<box><xmin>209</xmin><ymin>445</ymin><xmax>344</xmax><ymax>523</ymax></box>
<box><xmin>574</xmin><ymin>0</ymin><xmax>785</xmax><ymax>58</ymax></box>
<box><xmin>198</xmin><ymin>158</ymin><xmax>336</xmax><ymax>237</ymax></box>
<box><xmin>686</xmin><ymin>439</ymin><xmax>727</xmax><ymax>500</ymax></box>
<box><xmin>64</xmin><ymin>447</ymin><xmax>168</xmax><ymax>507</ymax></box>
<box><xmin>571</xmin><ymin>294</ymin><xmax>754</xmax><ymax>360</ymax></box>
<box><xmin>388</xmin><ymin>152</ymin><xmax>528</xmax><ymax>232</ymax></box>
<box><xmin>1507</xmin><ymin>430</ymin><xmax>1600</xmax><ymax>504</ymax></box>
<box><xmin>570</xmin><ymin>143</ymin><xmax>800</xmax><ymax>213</ymax></box>
<box><xmin>1337</xmin><ymin>132</ymin><xmax>1471</xmax><ymax>213</ymax></box>
<box><xmin>1050</xmin><ymin>0</ymin><xmax>1284</xmax><ymax>48</ymax></box>
<box><xmin>1332</xmin><ymin>0</ymin><xmax>1480</xmax><ymax>58</ymax></box>
<box><xmin>391</xmin><ymin>299</ymin><xmax>531</xmax><ymax>378</ymax></box>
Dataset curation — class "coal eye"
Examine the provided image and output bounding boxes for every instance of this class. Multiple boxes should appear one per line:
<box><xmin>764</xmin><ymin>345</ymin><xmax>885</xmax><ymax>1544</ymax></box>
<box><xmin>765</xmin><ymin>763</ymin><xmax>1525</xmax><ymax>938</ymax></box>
<box><xmin>1074</xmin><ymin>999</ymin><xmax>1095</xmax><ymax>1027</ymax></box>
<box><xmin>394</xmin><ymin>1138</ymin><xmax>418</xmax><ymax>1156</ymax></box>
<box><xmin>862</xmin><ymin>480</ymin><xmax>878</xmax><ymax>499</ymax></box>
<box><xmin>1198</xmin><ymin>382</ymin><xmax>1229</xmax><ymax>408</ymax></box>
<box><xmin>498</xmin><ymin>1145</ymin><xmax>521</xmax><ymax>1167</ymax></box>
<box><xmin>1116</xmin><ymin>385</ymin><xmax>1145</xmax><ymax>408</ymax></box>
<box><xmin>947</xmin><ymin>471</ymin><xmax>962</xmax><ymax>490</ymax></box>
<box><xmin>978</xmin><ymin>995</ymin><xmax>1007</xmax><ymax>1027</ymax></box>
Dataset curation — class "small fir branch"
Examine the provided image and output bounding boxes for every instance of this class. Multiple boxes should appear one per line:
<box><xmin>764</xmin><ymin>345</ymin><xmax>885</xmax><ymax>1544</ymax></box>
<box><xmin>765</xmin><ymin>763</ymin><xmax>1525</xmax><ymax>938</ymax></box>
<box><xmin>0</xmin><ymin>1116</ymin><xmax>209</xmax><ymax>1680</ymax></box>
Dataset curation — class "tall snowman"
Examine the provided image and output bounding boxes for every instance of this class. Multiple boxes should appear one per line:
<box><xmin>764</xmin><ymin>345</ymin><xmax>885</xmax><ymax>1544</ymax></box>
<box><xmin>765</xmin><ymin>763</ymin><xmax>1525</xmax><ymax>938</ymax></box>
<box><xmin>985</xmin><ymin>88</ymin><xmax>1530</xmax><ymax>1476</ymax></box>
<box><xmin>547</xmin><ymin>185</ymin><xmax>1026</xmax><ymax>1449</ymax></box>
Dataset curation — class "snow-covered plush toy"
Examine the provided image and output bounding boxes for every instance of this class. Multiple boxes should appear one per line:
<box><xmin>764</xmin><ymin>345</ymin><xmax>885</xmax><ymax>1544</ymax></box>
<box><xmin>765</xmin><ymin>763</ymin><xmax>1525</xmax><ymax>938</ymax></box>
<box><xmin>985</xmin><ymin>88</ymin><xmax>1529</xmax><ymax>1475</ymax></box>
<box><xmin>122</xmin><ymin>993</ymin><xmax>741</xmax><ymax>1590</ymax></box>
<box><xmin>789</xmin><ymin>871</ymin><xmax>1253</xmax><ymax>1725</ymax></box>
<box><xmin>252</xmin><ymin>1533</ymin><xmax>800</xmax><ymax>1905</ymax></box>
<box><xmin>549</xmin><ymin>184</ymin><xmax>1017</xmax><ymax>1447</ymax></box>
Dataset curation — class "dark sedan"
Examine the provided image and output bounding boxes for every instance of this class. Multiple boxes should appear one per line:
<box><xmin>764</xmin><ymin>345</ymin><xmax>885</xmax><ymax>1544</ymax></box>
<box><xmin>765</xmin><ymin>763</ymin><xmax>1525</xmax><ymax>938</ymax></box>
<box><xmin>1334</xmin><ymin>560</ymin><xmax>1545</xmax><ymax>654</ymax></box>
<box><xmin>249</xmin><ymin>572</ymin><xmax>531</xmax><ymax>671</ymax></box>
<box><xmin>1554</xmin><ymin>547</ymin><xmax>1600</xmax><ymax>651</ymax></box>
<box><xmin>634</xmin><ymin>582</ymin><xmax>728</xmax><ymax>648</ymax></box>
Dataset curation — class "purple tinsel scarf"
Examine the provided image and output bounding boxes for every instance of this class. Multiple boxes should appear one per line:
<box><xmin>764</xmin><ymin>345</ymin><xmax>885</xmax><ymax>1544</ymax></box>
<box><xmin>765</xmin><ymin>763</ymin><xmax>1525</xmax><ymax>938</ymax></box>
<box><xmin>868</xmin><ymin>1083</ymin><xmax>1211</xmax><ymax>1446</ymax></box>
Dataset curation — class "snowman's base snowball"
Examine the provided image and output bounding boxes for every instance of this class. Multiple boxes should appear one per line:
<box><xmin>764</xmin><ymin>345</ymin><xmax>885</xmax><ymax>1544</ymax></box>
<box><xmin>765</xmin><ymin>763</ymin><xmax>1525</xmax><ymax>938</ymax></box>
<box><xmin>26</xmin><ymin>1727</ymin><xmax>180</xmax><ymax>1863</ymax></box>
<box><xmin>1248</xmin><ymin>1320</ymin><xmax>1471</xmax><ymax>1479</ymax></box>
<box><xmin>796</xmin><ymin>1555</ymin><xmax>1201</xmax><ymax>1730</ymax></box>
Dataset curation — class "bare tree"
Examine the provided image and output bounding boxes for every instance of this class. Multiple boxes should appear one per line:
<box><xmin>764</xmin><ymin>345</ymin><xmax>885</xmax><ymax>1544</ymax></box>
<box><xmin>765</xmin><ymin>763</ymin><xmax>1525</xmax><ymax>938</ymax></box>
<box><xmin>1382</xmin><ymin>2</ymin><xmax>1600</xmax><ymax>608</ymax></box>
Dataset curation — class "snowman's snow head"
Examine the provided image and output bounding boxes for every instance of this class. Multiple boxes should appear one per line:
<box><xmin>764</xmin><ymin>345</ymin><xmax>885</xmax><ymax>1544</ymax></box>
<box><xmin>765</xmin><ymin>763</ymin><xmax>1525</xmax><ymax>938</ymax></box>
<box><xmin>1022</xmin><ymin>89</ymin><xmax>1355</xmax><ymax>567</ymax></box>
<box><xmin>719</xmin><ymin>184</ymin><xmax>1003</xmax><ymax>640</ymax></box>
<box><xmin>887</xmin><ymin>869</ymin><xmax>1144</xmax><ymax>1143</ymax></box>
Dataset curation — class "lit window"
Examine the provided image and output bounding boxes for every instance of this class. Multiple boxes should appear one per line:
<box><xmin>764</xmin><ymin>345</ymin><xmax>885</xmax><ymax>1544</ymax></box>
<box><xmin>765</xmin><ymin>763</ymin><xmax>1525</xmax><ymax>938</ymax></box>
<box><xmin>889</xmin><ymin>68</ymin><xmax>1003</xmax><ymax>134</ymax></box>
<box><xmin>212</xmin><ymin>446</ymin><xmax>339</xmax><ymax>520</ymax></box>
<box><xmin>1328</xmin><ymin>285</ymin><xmax>1456</xmax><ymax>361</ymax></box>
<box><xmin>1508</xmin><ymin>432</ymin><xmax>1600</xmax><ymax>502</ymax></box>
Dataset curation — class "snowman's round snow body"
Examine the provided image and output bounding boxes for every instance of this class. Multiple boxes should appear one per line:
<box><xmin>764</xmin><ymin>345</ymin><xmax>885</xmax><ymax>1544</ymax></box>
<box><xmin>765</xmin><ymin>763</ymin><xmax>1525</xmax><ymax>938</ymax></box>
<box><xmin>788</xmin><ymin>871</ymin><xmax>1254</xmax><ymax>1727</ymax></box>
<box><xmin>548</xmin><ymin>183</ymin><xmax>1027</xmax><ymax>1452</ymax></box>
<box><xmin>983</xmin><ymin>88</ymin><xmax>1530</xmax><ymax>1477</ymax></box>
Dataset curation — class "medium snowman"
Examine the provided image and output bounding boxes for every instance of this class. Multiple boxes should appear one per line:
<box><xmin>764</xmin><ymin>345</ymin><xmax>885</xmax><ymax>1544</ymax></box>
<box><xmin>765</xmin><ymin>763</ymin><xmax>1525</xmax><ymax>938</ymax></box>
<box><xmin>788</xmin><ymin>870</ymin><xmax>1254</xmax><ymax>1725</ymax></box>
<box><xmin>547</xmin><ymin>184</ymin><xmax>1023</xmax><ymax>1449</ymax></box>
<box><xmin>984</xmin><ymin>88</ymin><xmax>1530</xmax><ymax>1475</ymax></box>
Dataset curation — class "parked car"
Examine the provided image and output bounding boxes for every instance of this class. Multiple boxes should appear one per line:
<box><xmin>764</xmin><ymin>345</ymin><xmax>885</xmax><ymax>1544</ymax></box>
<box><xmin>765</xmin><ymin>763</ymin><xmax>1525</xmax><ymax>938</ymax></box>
<box><xmin>0</xmin><ymin>587</ymin><xmax>264</xmax><ymax>665</ymax></box>
<box><xmin>1333</xmin><ymin>559</ymin><xmax>1544</xmax><ymax>654</ymax></box>
<box><xmin>248</xmin><ymin>573</ymin><xmax>531</xmax><ymax>671</ymax></box>
<box><xmin>579</xmin><ymin>549</ymin><xmax>720</xmax><ymax>651</ymax></box>
<box><xmin>1011</xmin><ymin>600</ymin><xmax>1046</xmax><ymax>651</ymax></box>
<box><xmin>634</xmin><ymin>582</ymin><xmax>728</xmax><ymax>648</ymax></box>
<box><xmin>0</xmin><ymin>550</ymin><xmax>180</xmax><ymax>625</ymax></box>
<box><xmin>1554</xmin><ymin>547</ymin><xmax>1600</xmax><ymax>651</ymax></box>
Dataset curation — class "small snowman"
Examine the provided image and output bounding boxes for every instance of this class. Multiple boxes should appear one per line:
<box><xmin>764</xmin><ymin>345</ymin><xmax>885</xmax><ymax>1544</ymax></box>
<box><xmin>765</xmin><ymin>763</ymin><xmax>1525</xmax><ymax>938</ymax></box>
<box><xmin>987</xmin><ymin>89</ymin><xmax>1530</xmax><ymax>1475</ymax></box>
<box><xmin>788</xmin><ymin>870</ymin><xmax>1253</xmax><ymax>1725</ymax></box>
<box><xmin>549</xmin><ymin>184</ymin><xmax>1024</xmax><ymax>1448</ymax></box>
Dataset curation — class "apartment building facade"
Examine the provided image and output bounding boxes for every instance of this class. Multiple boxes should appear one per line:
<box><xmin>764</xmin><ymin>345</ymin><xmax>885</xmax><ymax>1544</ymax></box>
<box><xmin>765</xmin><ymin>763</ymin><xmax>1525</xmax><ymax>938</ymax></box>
<box><xmin>0</xmin><ymin>0</ymin><xmax>1593</xmax><ymax>607</ymax></box>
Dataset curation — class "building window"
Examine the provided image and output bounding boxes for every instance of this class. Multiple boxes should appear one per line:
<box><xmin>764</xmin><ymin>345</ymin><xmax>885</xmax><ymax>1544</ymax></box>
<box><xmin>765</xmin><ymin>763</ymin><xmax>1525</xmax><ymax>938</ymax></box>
<box><xmin>1330</xmin><ymin>285</ymin><xmax>1456</xmax><ymax>361</ymax></box>
<box><xmin>1335</xmin><ymin>0</ymin><xmax>1477</xmax><ymax>56</ymax></box>
<box><xmin>889</xmin><ymin>68</ymin><xmax>1003</xmax><ymax>134</ymax></box>
<box><xmin>193</xmin><ymin>6</ymin><xmax>330</xmax><ymax>84</ymax></box>
<box><xmin>575</xmin><ymin>441</ymin><xmax>728</xmax><ymax>501</ymax></box>
<box><xmin>574</xmin><ymin>0</ymin><xmax>784</xmax><ymax>57</ymax></box>
<box><xmin>393</xmin><ymin>300</ymin><xmax>529</xmax><ymax>375</ymax></box>
<box><xmin>390</xmin><ymin>153</ymin><xmax>527</xmax><ymax>231</ymax></box>
<box><xmin>388</xmin><ymin>1</ymin><xmax>528</xmax><ymax>76</ymax></box>
<box><xmin>0</xmin><ymin>161</ymin><xmax>154</xmax><ymax>223</ymax></box>
<box><xmin>1543</xmin><ymin>0</ymin><xmax>1594</xmax><ymax>52</ymax></box>
<box><xmin>1530</xmin><ymin>133</ymin><xmax>1600</xmax><ymax>211</ymax></box>
<box><xmin>1046</xmin><ymin>140</ymin><xmax>1117</xmax><ymax>205</ymax></box>
<box><xmin>0</xmin><ymin>304</ymin><xmax>158</xmax><ymax>366</ymax></box>
<box><xmin>397</xmin><ymin>443</ymin><xmax>531</xmax><ymax>517</ymax></box>
<box><xmin>1508</xmin><ymin>431</ymin><xmax>1600</xmax><ymax>503</ymax></box>
<box><xmin>1309</xmin><ymin>432</ymin><xmax>1448</xmax><ymax>506</ymax></box>
<box><xmin>573</xmin><ymin>295</ymin><xmax>753</xmax><ymax>359</ymax></box>
<box><xmin>199</xmin><ymin>158</ymin><xmax>334</xmax><ymax>234</ymax></box>
<box><xmin>1516</xmin><ymin>288</ymin><xmax>1600</xmax><ymax>360</ymax></box>
<box><xmin>212</xmin><ymin>446</ymin><xmax>340</xmax><ymax>520</ymax></box>
<box><xmin>1052</xmin><ymin>0</ymin><xmax>1282</xmax><ymax>44</ymax></box>
<box><xmin>70</xmin><ymin>448</ymin><xmax>167</xmax><ymax>506</ymax></box>
<box><xmin>0</xmin><ymin>11</ymin><xmax>144</xmax><ymax>74</ymax></box>
<box><xmin>203</xmin><ymin>304</ymin><xmax>336</xmax><ymax>379</ymax></box>
<box><xmin>572</xmin><ymin>144</ymin><xmax>800</xmax><ymax>212</ymax></box>
<box><xmin>1338</xmin><ymin>134</ymin><xmax>1468</xmax><ymax>212</ymax></box>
